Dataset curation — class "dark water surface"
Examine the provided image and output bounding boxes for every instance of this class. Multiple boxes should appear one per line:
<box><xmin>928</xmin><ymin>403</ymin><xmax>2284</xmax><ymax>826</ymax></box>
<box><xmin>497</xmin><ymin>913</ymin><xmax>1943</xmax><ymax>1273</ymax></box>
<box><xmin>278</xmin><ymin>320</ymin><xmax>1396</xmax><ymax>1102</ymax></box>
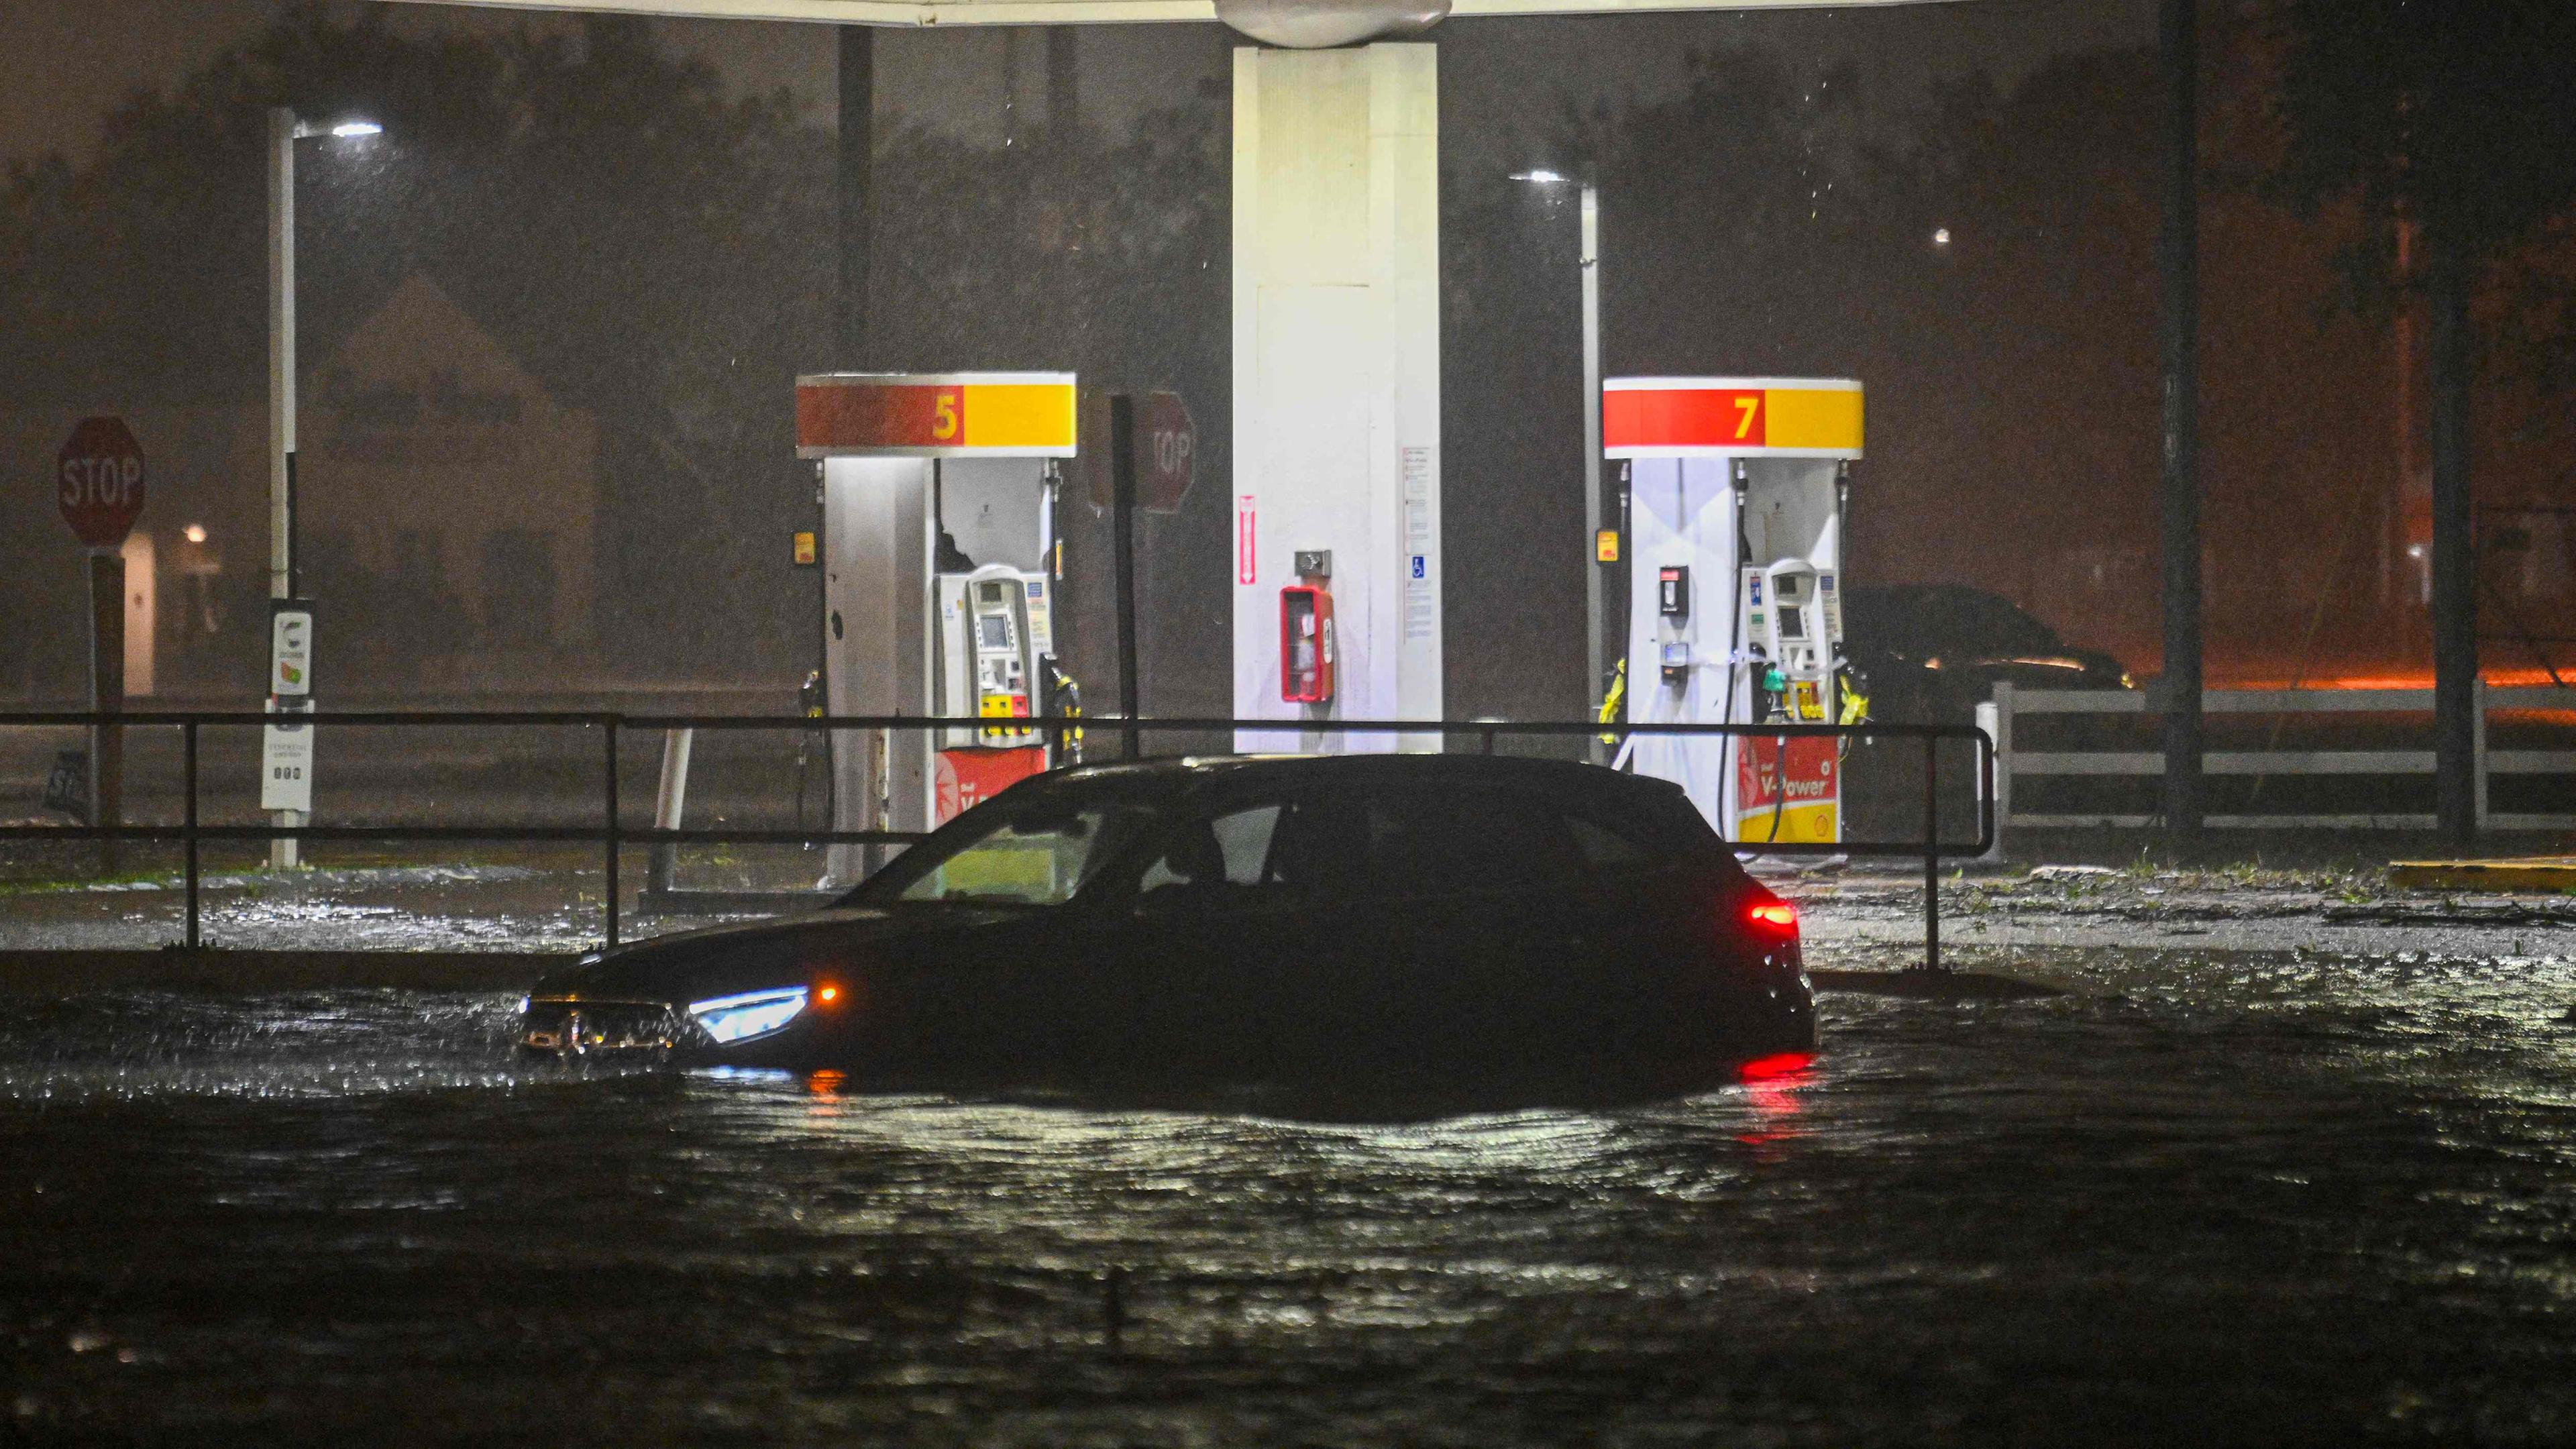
<box><xmin>5</xmin><ymin>950</ymin><xmax>2574</xmax><ymax>1446</ymax></box>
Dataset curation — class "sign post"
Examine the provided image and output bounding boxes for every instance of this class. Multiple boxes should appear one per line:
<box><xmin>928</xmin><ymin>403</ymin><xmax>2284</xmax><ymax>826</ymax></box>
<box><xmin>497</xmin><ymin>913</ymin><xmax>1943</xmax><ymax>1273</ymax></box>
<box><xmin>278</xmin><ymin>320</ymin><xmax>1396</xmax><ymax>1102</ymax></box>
<box><xmin>1081</xmin><ymin>389</ymin><xmax>1193</xmax><ymax>761</ymax></box>
<box><xmin>57</xmin><ymin>417</ymin><xmax>146</xmax><ymax>873</ymax></box>
<box><xmin>1110</xmin><ymin>394</ymin><xmax>1141</xmax><ymax>760</ymax></box>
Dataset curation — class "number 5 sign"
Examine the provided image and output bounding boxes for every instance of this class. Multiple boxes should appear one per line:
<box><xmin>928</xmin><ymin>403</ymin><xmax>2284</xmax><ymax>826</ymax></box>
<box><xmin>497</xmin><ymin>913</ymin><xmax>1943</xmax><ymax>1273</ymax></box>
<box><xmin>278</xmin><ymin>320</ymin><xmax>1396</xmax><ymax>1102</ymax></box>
<box><xmin>793</xmin><ymin>373</ymin><xmax>1077</xmax><ymax>459</ymax></box>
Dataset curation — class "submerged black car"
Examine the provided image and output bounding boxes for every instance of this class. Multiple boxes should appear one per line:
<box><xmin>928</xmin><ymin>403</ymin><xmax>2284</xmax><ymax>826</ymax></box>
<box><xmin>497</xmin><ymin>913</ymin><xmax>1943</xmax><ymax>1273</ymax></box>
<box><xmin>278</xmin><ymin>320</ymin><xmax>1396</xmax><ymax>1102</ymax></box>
<box><xmin>521</xmin><ymin>753</ymin><xmax>1813</xmax><ymax>1106</ymax></box>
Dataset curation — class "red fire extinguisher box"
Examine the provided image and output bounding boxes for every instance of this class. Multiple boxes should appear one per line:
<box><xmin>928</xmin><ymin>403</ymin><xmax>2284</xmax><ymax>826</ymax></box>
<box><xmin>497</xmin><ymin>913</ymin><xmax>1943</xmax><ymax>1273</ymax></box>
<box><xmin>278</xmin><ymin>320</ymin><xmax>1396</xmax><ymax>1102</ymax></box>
<box><xmin>1280</xmin><ymin>585</ymin><xmax>1335</xmax><ymax>703</ymax></box>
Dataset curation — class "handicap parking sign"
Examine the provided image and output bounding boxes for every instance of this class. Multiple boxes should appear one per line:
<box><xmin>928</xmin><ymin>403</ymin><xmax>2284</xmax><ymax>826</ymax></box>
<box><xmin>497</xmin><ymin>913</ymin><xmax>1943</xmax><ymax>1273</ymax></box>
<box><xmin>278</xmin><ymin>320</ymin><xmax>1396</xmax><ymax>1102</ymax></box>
<box><xmin>1410</xmin><ymin>555</ymin><xmax>1426</xmax><ymax>579</ymax></box>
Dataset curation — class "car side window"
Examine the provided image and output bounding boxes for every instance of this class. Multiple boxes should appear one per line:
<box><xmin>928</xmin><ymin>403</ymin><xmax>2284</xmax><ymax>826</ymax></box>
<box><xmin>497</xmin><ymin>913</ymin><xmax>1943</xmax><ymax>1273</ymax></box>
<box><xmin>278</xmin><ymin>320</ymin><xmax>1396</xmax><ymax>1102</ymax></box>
<box><xmin>1211</xmin><ymin>805</ymin><xmax>1283</xmax><ymax>881</ymax></box>
<box><xmin>1136</xmin><ymin>802</ymin><xmax>1286</xmax><ymax>905</ymax></box>
<box><xmin>1564</xmin><ymin>814</ymin><xmax>1656</xmax><ymax>873</ymax></box>
<box><xmin>1344</xmin><ymin>786</ymin><xmax>1588</xmax><ymax>898</ymax></box>
<box><xmin>1562</xmin><ymin>790</ymin><xmax>1717</xmax><ymax>881</ymax></box>
<box><xmin>1260</xmin><ymin>794</ymin><xmax>1368</xmax><ymax>894</ymax></box>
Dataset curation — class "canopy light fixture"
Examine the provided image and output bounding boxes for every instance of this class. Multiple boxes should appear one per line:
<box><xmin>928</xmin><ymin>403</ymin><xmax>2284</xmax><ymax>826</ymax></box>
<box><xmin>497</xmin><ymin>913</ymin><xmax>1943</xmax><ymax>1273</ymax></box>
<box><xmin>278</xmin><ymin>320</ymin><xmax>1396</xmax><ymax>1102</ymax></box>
<box><xmin>1213</xmin><ymin>0</ymin><xmax>1449</xmax><ymax>48</ymax></box>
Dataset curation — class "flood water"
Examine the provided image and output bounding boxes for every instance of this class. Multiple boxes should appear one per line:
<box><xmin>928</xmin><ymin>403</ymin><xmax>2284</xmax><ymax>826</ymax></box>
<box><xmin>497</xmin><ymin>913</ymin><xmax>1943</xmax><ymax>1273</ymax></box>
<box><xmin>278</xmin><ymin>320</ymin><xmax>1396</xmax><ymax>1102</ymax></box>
<box><xmin>5</xmin><ymin>947</ymin><xmax>2575</xmax><ymax>1446</ymax></box>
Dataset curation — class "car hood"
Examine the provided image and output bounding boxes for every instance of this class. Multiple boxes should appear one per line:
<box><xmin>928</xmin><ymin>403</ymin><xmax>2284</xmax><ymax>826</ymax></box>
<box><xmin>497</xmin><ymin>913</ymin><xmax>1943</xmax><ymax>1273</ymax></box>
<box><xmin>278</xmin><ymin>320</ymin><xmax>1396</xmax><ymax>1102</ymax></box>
<box><xmin>532</xmin><ymin>906</ymin><xmax>1023</xmax><ymax>1004</ymax></box>
<box><xmin>1854</xmin><ymin>645</ymin><xmax>2128</xmax><ymax>686</ymax></box>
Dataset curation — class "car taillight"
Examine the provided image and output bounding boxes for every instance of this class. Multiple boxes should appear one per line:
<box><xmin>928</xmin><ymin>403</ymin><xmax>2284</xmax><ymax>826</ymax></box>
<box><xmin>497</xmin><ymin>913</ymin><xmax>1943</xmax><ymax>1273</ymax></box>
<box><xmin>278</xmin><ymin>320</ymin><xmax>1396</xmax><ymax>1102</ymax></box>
<box><xmin>1745</xmin><ymin>899</ymin><xmax>1798</xmax><ymax>934</ymax></box>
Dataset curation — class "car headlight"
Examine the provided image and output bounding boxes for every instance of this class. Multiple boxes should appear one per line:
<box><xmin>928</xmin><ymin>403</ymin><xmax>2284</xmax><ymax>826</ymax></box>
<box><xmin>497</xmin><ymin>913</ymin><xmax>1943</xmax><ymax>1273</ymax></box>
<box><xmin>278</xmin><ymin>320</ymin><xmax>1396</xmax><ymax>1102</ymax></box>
<box><xmin>687</xmin><ymin>987</ymin><xmax>809</xmax><ymax>1044</ymax></box>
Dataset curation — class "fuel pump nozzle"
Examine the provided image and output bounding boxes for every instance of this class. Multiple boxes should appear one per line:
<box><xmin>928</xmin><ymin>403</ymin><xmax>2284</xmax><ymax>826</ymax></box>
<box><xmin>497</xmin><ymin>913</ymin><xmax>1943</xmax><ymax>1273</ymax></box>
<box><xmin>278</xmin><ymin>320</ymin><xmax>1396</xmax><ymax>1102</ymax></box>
<box><xmin>1752</xmin><ymin>647</ymin><xmax>1788</xmax><ymax>722</ymax></box>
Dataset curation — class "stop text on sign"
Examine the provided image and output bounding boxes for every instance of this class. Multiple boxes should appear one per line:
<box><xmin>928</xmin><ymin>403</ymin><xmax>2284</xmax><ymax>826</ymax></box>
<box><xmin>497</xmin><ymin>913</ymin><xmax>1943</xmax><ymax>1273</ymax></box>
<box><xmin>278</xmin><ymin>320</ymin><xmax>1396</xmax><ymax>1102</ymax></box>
<box><xmin>60</xmin><ymin>454</ymin><xmax>144</xmax><ymax>510</ymax></box>
<box><xmin>1148</xmin><ymin>423</ymin><xmax>1193</xmax><ymax>478</ymax></box>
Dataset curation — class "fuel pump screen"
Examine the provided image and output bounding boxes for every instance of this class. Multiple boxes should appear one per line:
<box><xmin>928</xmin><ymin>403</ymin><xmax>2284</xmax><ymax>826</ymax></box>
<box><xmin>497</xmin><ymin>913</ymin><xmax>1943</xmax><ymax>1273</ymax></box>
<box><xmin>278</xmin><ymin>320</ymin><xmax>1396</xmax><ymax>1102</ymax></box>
<box><xmin>978</xmin><ymin>616</ymin><xmax>1010</xmax><ymax>650</ymax></box>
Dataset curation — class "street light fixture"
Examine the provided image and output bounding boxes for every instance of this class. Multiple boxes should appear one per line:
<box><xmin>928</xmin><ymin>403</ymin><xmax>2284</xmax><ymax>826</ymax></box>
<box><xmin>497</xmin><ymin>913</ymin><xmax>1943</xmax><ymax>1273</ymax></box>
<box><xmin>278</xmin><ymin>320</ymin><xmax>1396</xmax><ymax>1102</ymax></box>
<box><xmin>1515</xmin><ymin>167</ymin><xmax>1606</xmax><ymax>760</ymax></box>
<box><xmin>267</xmin><ymin>108</ymin><xmax>380</xmax><ymax>868</ymax></box>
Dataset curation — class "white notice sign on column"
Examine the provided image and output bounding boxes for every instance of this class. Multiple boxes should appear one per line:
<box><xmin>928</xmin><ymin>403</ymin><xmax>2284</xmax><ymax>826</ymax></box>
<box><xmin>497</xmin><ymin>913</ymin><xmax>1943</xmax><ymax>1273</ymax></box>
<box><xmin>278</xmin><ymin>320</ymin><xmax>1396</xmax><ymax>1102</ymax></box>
<box><xmin>1402</xmin><ymin>446</ymin><xmax>1434</xmax><ymax>641</ymax></box>
<box><xmin>261</xmin><ymin>705</ymin><xmax>314</xmax><ymax>813</ymax></box>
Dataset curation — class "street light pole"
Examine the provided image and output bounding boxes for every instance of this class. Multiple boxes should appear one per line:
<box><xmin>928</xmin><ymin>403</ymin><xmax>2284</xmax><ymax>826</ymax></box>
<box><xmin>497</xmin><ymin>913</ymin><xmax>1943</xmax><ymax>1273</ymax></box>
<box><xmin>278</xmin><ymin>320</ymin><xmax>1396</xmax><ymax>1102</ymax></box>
<box><xmin>265</xmin><ymin>110</ymin><xmax>380</xmax><ymax>870</ymax></box>
<box><xmin>1579</xmin><ymin>180</ymin><xmax>1605</xmax><ymax>763</ymax></box>
<box><xmin>268</xmin><ymin>107</ymin><xmax>301</xmax><ymax>870</ymax></box>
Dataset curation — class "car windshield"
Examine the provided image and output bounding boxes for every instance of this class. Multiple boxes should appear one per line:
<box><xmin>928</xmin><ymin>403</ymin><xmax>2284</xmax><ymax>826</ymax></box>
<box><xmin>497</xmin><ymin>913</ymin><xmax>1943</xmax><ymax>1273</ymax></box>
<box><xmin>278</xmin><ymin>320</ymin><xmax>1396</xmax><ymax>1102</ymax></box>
<box><xmin>861</xmin><ymin>796</ymin><xmax>1163</xmax><ymax>908</ymax></box>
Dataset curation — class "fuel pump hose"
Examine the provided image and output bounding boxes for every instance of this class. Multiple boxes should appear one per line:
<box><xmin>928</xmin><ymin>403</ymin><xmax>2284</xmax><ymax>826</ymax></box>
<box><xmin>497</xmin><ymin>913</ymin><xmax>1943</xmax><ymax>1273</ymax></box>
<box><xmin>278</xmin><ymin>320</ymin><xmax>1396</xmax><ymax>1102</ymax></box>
<box><xmin>1597</xmin><ymin>659</ymin><xmax>1627</xmax><ymax>749</ymax></box>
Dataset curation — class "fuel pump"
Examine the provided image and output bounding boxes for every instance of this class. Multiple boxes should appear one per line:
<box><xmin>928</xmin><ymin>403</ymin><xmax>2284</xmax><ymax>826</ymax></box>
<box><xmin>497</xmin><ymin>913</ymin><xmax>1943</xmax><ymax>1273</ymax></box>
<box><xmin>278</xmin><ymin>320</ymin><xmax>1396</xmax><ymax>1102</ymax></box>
<box><xmin>1608</xmin><ymin>376</ymin><xmax>1865</xmax><ymax>845</ymax></box>
<box><xmin>938</xmin><ymin>566</ymin><xmax>1047</xmax><ymax>736</ymax></box>
<box><xmin>1757</xmin><ymin>561</ymin><xmax>1838</xmax><ymax>724</ymax></box>
<box><xmin>933</xmin><ymin>564</ymin><xmax>1056</xmax><ymax>818</ymax></box>
<box><xmin>798</xmin><ymin>372</ymin><xmax>1079</xmax><ymax>878</ymax></box>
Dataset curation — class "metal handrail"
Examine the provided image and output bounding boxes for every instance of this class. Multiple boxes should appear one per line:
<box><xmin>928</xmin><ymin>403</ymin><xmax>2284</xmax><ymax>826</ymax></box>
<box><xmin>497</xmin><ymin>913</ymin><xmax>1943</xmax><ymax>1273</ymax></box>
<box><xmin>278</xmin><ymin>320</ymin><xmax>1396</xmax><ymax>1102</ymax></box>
<box><xmin>0</xmin><ymin>711</ymin><xmax>1992</xmax><ymax>966</ymax></box>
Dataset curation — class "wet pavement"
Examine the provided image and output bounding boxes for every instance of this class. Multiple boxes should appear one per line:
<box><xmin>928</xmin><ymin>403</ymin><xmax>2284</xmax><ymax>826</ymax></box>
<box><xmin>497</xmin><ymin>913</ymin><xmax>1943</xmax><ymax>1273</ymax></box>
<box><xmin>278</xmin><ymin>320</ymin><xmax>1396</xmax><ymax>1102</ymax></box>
<box><xmin>1796</xmin><ymin>861</ymin><xmax>2576</xmax><ymax>959</ymax></box>
<box><xmin>12</xmin><ymin>852</ymin><xmax>2576</xmax><ymax>960</ymax></box>
<box><xmin>0</xmin><ymin>857</ymin><xmax>650</xmax><ymax>956</ymax></box>
<box><xmin>5</xmin><ymin>866</ymin><xmax>2576</xmax><ymax>1444</ymax></box>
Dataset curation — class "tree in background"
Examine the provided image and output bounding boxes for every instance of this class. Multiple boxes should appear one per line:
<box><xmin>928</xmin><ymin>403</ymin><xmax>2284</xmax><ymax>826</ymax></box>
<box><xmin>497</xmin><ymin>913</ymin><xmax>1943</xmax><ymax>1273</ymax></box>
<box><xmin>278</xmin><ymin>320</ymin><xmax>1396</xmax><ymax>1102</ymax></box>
<box><xmin>1435</xmin><ymin>46</ymin><xmax>1898</xmax><ymax>720</ymax></box>
<box><xmin>1</xmin><ymin>6</ymin><xmax>1234</xmax><ymax>704</ymax></box>
<box><xmin>2269</xmin><ymin>0</ymin><xmax>2576</xmax><ymax>837</ymax></box>
<box><xmin>866</xmin><ymin>78</ymin><xmax>1234</xmax><ymax>715</ymax></box>
<box><xmin>0</xmin><ymin>7</ymin><xmax>834</xmax><ymax>690</ymax></box>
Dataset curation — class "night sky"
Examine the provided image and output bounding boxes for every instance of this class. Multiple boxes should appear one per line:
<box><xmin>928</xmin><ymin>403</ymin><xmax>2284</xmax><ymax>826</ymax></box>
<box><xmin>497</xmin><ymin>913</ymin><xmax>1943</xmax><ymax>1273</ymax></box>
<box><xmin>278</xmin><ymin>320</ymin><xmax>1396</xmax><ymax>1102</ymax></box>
<box><xmin>3</xmin><ymin>1</ymin><xmax>2154</xmax><ymax>162</ymax></box>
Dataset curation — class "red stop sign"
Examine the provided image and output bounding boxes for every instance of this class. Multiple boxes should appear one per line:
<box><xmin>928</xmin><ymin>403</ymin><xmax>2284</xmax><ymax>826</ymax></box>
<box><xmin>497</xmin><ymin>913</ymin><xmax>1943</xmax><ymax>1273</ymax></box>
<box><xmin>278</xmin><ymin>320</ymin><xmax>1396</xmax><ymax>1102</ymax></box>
<box><xmin>1081</xmin><ymin>390</ymin><xmax>1196</xmax><ymax>515</ymax></box>
<box><xmin>57</xmin><ymin>416</ymin><xmax>146</xmax><ymax>547</ymax></box>
<box><xmin>1135</xmin><ymin>391</ymin><xmax>1195</xmax><ymax>514</ymax></box>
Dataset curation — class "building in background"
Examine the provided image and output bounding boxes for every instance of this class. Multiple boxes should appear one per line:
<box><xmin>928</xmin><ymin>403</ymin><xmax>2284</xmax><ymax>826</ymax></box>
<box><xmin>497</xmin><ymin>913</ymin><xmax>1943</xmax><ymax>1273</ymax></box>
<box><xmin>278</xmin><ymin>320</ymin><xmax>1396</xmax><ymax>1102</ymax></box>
<box><xmin>0</xmin><ymin>274</ymin><xmax>602</xmax><ymax>700</ymax></box>
<box><xmin>303</xmin><ymin>275</ymin><xmax>602</xmax><ymax>688</ymax></box>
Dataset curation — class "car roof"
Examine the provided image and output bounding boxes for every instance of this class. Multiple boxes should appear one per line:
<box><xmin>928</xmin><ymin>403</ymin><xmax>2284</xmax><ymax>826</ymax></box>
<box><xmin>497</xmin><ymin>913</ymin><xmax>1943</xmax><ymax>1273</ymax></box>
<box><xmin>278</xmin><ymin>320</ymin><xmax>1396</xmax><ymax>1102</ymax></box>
<box><xmin>1843</xmin><ymin>583</ymin><xmax>2066</xmax><ymax>651</ymax></box>
<box><xmin>1040</xmin><ymin>751</ymin><xmax>1688</xmax><ymax>804</ymax></box>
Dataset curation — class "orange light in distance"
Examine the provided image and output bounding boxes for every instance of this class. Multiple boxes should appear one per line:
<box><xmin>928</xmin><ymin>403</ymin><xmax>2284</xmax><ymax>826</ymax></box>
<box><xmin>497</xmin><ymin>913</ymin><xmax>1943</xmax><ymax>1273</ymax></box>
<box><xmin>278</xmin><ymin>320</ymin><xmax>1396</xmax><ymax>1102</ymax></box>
<box><xmin>816</xmin><ymin>984</ymin><xmax>841</xmax><ymax>1005</ymax></box>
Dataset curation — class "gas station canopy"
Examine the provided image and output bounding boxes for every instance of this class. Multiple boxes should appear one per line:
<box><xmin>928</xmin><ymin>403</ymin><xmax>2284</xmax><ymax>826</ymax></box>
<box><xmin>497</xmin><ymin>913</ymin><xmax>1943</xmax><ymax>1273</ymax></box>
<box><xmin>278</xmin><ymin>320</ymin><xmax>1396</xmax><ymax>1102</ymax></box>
<box><xmin>387</xmin><ymin>0</ymin><xmax>1932</xmax><ymax>25</ymax></box>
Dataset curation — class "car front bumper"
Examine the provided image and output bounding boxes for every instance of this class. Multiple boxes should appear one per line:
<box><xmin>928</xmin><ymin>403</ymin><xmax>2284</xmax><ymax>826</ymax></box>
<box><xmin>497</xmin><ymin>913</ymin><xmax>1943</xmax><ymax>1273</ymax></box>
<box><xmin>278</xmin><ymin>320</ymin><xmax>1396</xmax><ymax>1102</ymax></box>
<box><xmin>519</xmin><ymin>998</ymin><xmax>690</xmax><ymax>1055</ymax></box>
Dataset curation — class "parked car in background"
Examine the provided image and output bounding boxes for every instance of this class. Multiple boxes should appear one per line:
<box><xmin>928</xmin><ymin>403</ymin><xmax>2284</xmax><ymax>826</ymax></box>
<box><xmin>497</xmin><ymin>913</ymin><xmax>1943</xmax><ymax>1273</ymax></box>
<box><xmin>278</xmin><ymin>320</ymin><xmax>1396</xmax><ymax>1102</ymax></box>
<box><xmin>1842</xmin><ymin>584</ymin><xmax>2132</xmax><ymax>724</ymax></box>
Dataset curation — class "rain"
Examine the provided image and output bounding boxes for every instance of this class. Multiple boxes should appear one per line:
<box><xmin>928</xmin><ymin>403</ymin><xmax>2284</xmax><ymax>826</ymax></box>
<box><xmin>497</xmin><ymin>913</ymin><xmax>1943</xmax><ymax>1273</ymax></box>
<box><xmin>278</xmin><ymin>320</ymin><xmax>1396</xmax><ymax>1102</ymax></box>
<box><xmin>6</xmin><ymin>0</ymin><xmax>2576</xmax><ymax>1442</ymax></box>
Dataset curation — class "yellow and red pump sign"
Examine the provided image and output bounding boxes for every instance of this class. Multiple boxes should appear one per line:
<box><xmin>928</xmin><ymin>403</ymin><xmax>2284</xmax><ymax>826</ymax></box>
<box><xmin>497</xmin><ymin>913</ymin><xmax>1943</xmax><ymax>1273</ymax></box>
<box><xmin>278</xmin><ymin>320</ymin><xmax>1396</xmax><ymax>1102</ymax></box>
<box><xmin>796</xmin><ymin>372</ymin><xmax>1077</xmax><ymax>459</ymax></box>
<box><xmin>1734</xmin><ymin>736</ymin><xmax>1839</xmax><ymax>844</ymax></box>
<box><xmin>1603</xmin><ymin>377</ymin><xmax>1863</xmax><ymax>459</ymax></box>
